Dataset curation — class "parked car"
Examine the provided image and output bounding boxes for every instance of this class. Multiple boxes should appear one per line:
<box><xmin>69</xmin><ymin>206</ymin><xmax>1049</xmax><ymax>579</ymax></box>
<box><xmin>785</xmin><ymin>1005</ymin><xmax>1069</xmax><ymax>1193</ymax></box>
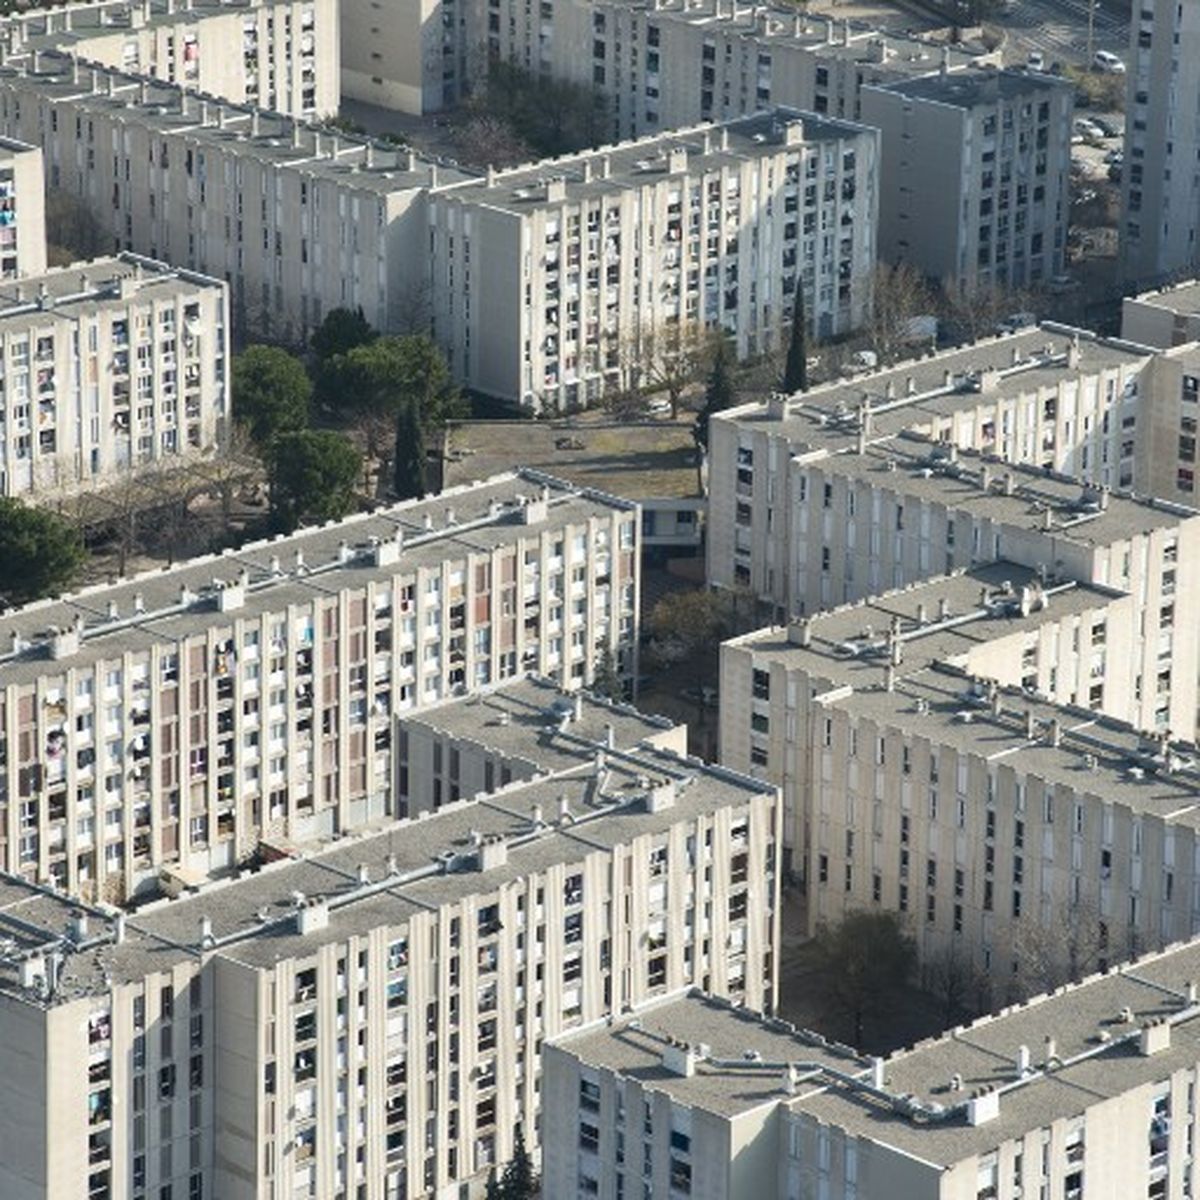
<box><xmin>644</xmin><ymin>398</ymin><xmax>671</xmax><ymax>416</ymax></box>
<box><xmin>1048</xmin><ymin>273</ymin><xmax>1079</xmax><ymax>294</ymax></box>
<box><xmin>1091</xmin><ymin>115</ymin><xmax>1121</xmax><ymax>138</ymax></box>
<box><xmin>996</xmin><ymin>311</ymin><xmax>1037</xmax><ymax>335</ymax></box>
<box><xmin>1093</xmin><ymin>49</ymin><xmax>1125</xmax><ymax>73</ymax></box>
<box><xmin>1107</xmin><ymin>163</ymin><xmax>1123</xmax><ymax>183</ymax></box>
<box><xmin>1027</xmin><ymin>50</ymin><xmax>1045</xmax><ymax>71</ymax></box>
<box><xmin>1074</xmin><ymin>117</ymin><xmax>1104</xmax><ymax>144</ymax></box>
<box><xmin>1104</xmin><ymin>148</ymin><xmax>1124</xmax><ymax>165</ymax></box>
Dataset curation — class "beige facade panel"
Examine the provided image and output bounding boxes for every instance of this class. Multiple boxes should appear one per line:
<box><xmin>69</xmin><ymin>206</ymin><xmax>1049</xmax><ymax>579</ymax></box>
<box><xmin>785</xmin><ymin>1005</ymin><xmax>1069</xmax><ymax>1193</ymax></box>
<box><xmin>0</xmin><ymin>724</ymin><xmax>781</xmax><ymax>1199</ymax></box>
<box><xmin>0</xmin><ymin>253</ymin><xmax>229</xmax><ymax>500</ymax></box>
<box><xmin>0</xmin><ymin>472</ymin><xmax>640</xmax><ymax>902</ymax></box>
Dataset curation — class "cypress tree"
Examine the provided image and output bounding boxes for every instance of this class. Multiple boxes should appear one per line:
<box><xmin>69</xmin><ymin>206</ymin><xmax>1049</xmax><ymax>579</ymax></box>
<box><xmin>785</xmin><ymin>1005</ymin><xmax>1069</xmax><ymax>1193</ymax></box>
<box><xmin>782</xmin><ymin>276</ymin><xmax>809</xmax><ymax>395</ymax></box>
<box><xmin>392</xmin><ymin>400</ymin><xmax>427</xmax><ymax>501</ymax></box>
<box><xmin>694</xmin><ymin>337</ymin><xmax>735</xmax><ymax>453</ymax></box>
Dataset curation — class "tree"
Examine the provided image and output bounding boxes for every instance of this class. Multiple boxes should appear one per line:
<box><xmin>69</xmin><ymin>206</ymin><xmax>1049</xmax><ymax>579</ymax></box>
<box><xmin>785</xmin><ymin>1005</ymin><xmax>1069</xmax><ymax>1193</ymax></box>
<box><xmin>192</xmin><ymin>422</ymin><xmax>265</xmax><ymax>536</ymax></box>
<box><xmin>623</xmin><ymin>321</ymin><xmax>717</xmax><ymax>419</ymax></box>
<box><xmin>810</xmin><ymin>910</ymin><xmax>916</xmax><ymax>1048</ymax></box>
<box><xmin>456</xmin><ymin>113</ymin><xmax>533</xmax><ymax>169</ymax></box>
<box><xmin>393</xmin><ymin>401</ymin><xmax>427</xmax><ymax>501</ymax></box>
<box><xmin>781</xmin><ymin>276</ymin><xmax>809</xmax><ymax>395</ymax></box>
<box><xmin>310</xmin><ymin>306</ymin><xmax>376</xmax><ymax>363</ymax></box>
<box><xmin>44</xmin><ymin>187</ymin><xmax>105</xmax><ymax>265</ymax></box>
<box><xmin>867</xmin><ymin>262</ymin><xmax>935</xmax><ymax>367</ymax></box>
<box><xmin>232</xmin><ymin>345</ymin><xmax>312</xmax><ymax>447</ymax></box>
<box><xmin>590</xmin><ymin>644</ymin><xmax>624</xmax><ymax>701</ymax></box>
<box><xmin>0</xmin><ymin>499</ymin><xmax>86</xmax><ymax>606</ymax></box>
<box><xmin>497</xmin><ymin>1126</ymin><xmax>538</xmax><ymax>1199</ymax></box>
<box><xmin>1010</xmin><ymin>898</ymin><xmax>1109</xmax><ymax>1001</ymax></box>
<box><xmin>693</xmin><ymin>336</ymin><xmax>736</xmax><ymax>454</ymax></box>
<box><xmin>922</xmin><ymin>945</ymin><xmax>986</xmax><ymax>1028</ymax></box>
<box><xmin>268</xmin><ymin>430</ymin><xmax>361</xmax><ymax>532</ymax></box>
<box><xmin>645</xmin><ymin>587</ymin><xmax>737</xmax><ymax>669</ymax></box>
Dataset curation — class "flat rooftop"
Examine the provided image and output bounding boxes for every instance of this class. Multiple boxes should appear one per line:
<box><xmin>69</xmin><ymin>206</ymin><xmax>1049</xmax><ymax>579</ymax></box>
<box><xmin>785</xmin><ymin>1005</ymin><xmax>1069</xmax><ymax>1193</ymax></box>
<box><xmin>828</xmin><ymin>668</ymin><xmax>1200</xmax><ymax>829</ymax></box>
<box><xmin>1127</xmin><ymin>280</ymin><xmax>1200</xmax><ymax>316</ymax></box>
<box><xmin>0</xmin><ymin>253</ymin><xmax>224</xmax><ymax>330</ymax></box>
<box><xmin>400</xmin><ymin>675</ymin><xmax>680</xmax><ymax>777</ymax></box>
<box><xmin>868</xmin><ymin>65</ymin><xmax>1072</xmax><ymax>108</ymax></box>
<box><xmin>441</xmin><ymin>420</ymin><xmax>703</xmax><ymax>502</ymax></box>
<box><xmin>558</xmin><ymin>938</ymin><xmax>1200</xmax><ymax>1161</ymax></box>
<box><xmin>0</xmin><ymin>737</ymin><xmax>775</xmax><ymax>1001</ymax></box>
<box><xmin>727</xmin><ymin>562</ymin><xmax>1121</xmax><ymax>688</ymax></box>
<box><xmin>604</xmin><ymin>0</ymin><xmax>985</xmax><ymax>73</ymax></box>
<box><xmin>721</xmin><ymin>324</ymin><xmax>1152</xmax><ymax>455</ymax></box>
<box><xmin>0</xmin><ymin>53</ymin><xmax>475</xmax><ymax>198</ymax></box>
<box><xmin>0</xmin><ymin>470</ymin><xmax>634</xmax><ymax>685</ymax></box>
<box><xmin>435</xmin><ymin>109</ymin><xmax>871</xmax><ymax>215</ymax></box>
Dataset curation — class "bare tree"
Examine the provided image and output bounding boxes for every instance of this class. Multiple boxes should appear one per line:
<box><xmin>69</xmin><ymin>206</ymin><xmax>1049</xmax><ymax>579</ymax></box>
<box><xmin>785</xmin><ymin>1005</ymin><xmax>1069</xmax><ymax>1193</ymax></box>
<box><xmin>1010</xmin><ymin>898</ymin><xmax>1109</xmax><ymax>1000</ymax></box>
<box><xmin>621</xmin><ymin>320</ymin><xmax>719</xmax><ymax>418</ymax></box>
<box><xmin>866</xmin><ymin>262</ymin><xmax>935</xmax><ymax>367</ymax></box>
<box><xmin>454</xmin><ymin>114</ymin><xmax>533</xmax><ymax>169</ymax></box>
<box><xmin>922</xmin><ymin>944</ymin><xmax>987</xmax><ymax>1026</ymax></box>
<box><xmin>938</xmin><ymin>278</ymin><xmax>1036</xmax><ymax>344</ymax></box>
<box><xmin>191</xmin><ymin>423</ymin><xmax>266</xmax><ymax>536</ymax></box>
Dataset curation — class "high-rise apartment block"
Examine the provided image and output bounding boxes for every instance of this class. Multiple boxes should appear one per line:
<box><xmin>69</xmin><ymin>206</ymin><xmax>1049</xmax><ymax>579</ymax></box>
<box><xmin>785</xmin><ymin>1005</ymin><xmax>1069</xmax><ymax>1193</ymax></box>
<box><xmin>353</xmin><ymin>0</ymin><xmax>990</xmax><ymax>124</ymax></box>
<box><xmin>0</xmin><ymin>136</ymin><xmax>46</xmax><ymax>282</ymax></box>
<box><xmin>706</xmin><ymin>326</ymin><xmax>1196</xmax><ymax>620</ymax></box>
<box><xmin>1119</xmin><ymin>0</ymin><xmax>1200</xmax><ymax>286</ymax></box>
<box><xmin>545</xmin><ymin>948</ymin><xmax>1200</xmax><ymax>1200</ymax></box>
<box><xmin>0</xmin><ymin>473</ymin><xmax>640</xmax><ymax>903</ymax></box>
<box><xmin>720</xmin><ymin>567</ymin><xmax>1200</xmax><ymax>982</ymax></box>
<box><xmin>428</xmin><ymin>109</ymin><xmax>878</xmax><ymax>408</ymax></box>
<box><xmin>0</xmin><ymin>684</ymin><xmax>780</xmax><ymax>1199</ymax></box>
<box><xmin>0</xmin><ymin>253</ymin><xmax>229</xmax><ymax>500</ymax></box>
<box><xmin>860</xmin><ymin>69</ymin><xmax>1073</xmax><ymax>293</ymax></box>
<box><xmin>11</xmin><ymin>0</ymin><xmax>340</xmax><ymax>119</ymax></box>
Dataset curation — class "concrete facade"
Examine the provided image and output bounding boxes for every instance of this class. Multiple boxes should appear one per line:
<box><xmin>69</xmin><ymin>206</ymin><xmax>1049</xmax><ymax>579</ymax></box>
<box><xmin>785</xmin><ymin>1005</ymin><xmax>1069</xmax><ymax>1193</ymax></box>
<box><xmin>0</xmin><ymin>136</ymin><xmax>46</xmax><ymax>281</ymax></box>
<box><xmin>545</xmin><ymin>954</ymin><xmax>1200</xmax><ymax>1200</ymax></box>
<box><xmin>0</xmin><ymin>472</ymin><xmax>640</xmax><ymax>903</ymax></box>
<box><xmin>0</xmin><ymin>711</ymin><xmax>781</xmax><ymax>1199</ymax></box>
<box><xmin>0</xmin><ymin>253</ymin><xmax>229</xmax><ymax>500</ymax></box>
<box><xmin>428</xmin><ymin>109</ymin><xmax>878</xmax><ymax>409</ymax></box>
<box><xmin>860</xmin><ymin>68</ymin><xmax>1073</xmax><ymax>293</ymax></box>
<box><xmin>1119</xmin><ymin>0</ymin><xmax>1200</xmax><ymax>286</ymax></box>
<box><xmin>10</xmin><ymin>0</ymin><xmax>340</xmax><ymax>119</ymax></box>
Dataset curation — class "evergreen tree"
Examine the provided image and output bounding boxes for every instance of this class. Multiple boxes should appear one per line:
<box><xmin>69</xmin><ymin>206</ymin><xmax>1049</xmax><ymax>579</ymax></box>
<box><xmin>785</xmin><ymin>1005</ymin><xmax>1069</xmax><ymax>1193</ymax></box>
<box><xmin>393</xmin><ymin>400</ymin><xmax>427</xmax><ymax>501</ymax></box>
<box><xmin>498</xmin><ymin>1126</ymin><xmax>538</xmax><ymax>1199</ymax></box>
<box><xmin>309</xmin><ymin>306</ymin><xmax>376</xmax><ymax>363</ymax></box>
<box><xmin>782</xmin><ymin>276</ymin><xmax>809</xmax><ymax>395</ymax></box>
<box><xmin>232</xmin><ymin>345</ymin><xmax>311</xmax><ymax>447</ymax></box>
<box><xmin>591</xmin><ymin>645</ymin><xmax>624</xmax><ymax>702</ymax></box>
<box><xmin>0</xmin><ymin>498</ymin><xmax>86</xmax><ymax>605</ymax></box>
<box><xmin>267</xmin><ymin>430</ymin><xmax>361</xmax><ymax>532</ymax></box>
<box><xmin>693</xmin><ymin>336</ymin><xmax>735</xmax><ymax>453</ymax></box>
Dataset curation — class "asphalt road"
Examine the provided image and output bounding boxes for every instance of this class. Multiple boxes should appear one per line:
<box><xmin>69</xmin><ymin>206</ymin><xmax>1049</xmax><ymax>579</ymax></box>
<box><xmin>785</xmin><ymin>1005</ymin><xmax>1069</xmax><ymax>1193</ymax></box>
<box><xmin>997</xmin><ymin>0</ymin><xmax>1129</xmax><ymax>67</ymax></box>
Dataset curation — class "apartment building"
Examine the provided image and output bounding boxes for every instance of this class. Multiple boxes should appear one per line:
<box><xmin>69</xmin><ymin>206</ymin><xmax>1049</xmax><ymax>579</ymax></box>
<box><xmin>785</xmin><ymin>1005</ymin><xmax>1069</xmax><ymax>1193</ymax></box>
<box><xmin>706</xmin><ymin>325</ymin><xmax>1193</xmax><ymax>614</ymax></box>
<box><xmin>9</xmin><ymin>0</ymin><xmax>339</xmax><ymax>118</ymax></box>
<box><xmin>860</xmin><ymin>68</ymin><xmax>1073</xmax><ymax>293</ymax></box>
<box><xmin>0</xmin><ymin>53</ymin><xmax>472</xmax><ymax>343</ymax></box>
<box><xmin>719</xmin><ymin>561</ymin><xmax>1159</xmax><ymax>847</ymax></box>
<box><xmin>0</xmin><ymin>136</ymin><xmax>45</xmax><ymax>281</ymax></box>
<box><xmin>1123</xmin><ymin>281</ymin><xmax>1200</xmax><ymax>349</ymax></box>
<box><xmin>0</xmin><ymin>472</ymin><xmax>640</xmax><ymax>903</ymax></box>
<box><xmin>428</xmin><ymin>108</ymin><xmax>878</xmax><ymax>410</ymax></box>
<box><xmin>0</xmin><ymin>253</ymin><xmax>228</xmax><ymax>500</ymax></box>
<box><xmin>1119</xmin><ymin>0</ymin><xmax>1200</xmax><ymax>286</ymax></box>
<box><xmin>410</xmin><ymin>0</ymin><xmax>990</xmax><ymax>128</ymax></box>
<box><xmin>394</xmin><ymin>674</ymin><xmax>688</xmax><ymax>818</ymax></box>
<box><xmin>546</xmin><ymin>951</ymin><xmax>1200</xmax><ymax>1200</ymax></box>
<box><xmin>722</xmin><ymin>602</ymin><xmax>1200</xmax><ymax>983</ymax></box>
<box><xmin>0</xmin><ymin>718</ymin><xmax>780</xmax><ymax>1199</ymax></box>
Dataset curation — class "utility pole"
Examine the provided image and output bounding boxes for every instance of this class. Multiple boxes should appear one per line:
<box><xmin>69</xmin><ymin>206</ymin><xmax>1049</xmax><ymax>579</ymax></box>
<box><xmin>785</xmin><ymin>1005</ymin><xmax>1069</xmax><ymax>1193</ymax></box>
<box><xmin>1086</xmin><ymin>0</ymin><xmax>1096</xmax><ymax>68</ymax></box>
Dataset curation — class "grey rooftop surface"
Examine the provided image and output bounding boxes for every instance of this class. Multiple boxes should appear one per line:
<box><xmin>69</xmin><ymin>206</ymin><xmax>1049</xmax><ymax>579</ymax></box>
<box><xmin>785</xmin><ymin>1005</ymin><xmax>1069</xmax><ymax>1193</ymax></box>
<box><xmin>867</xmin><ymin>65</ymin><xmax>1073</xmax><ymax>109</ymax></box>
<box><xmin>399</xmin><ymin>675</ymin><xmax>681</xmax><ymax>776</ymax></box>
<box><xmin>0</xmin><ymin>470</ymin><xmax>633</xmax><ymax>685</ymax></box>
<box><xmin>557</xmin><ymin>939</ymin><xmax>1200</xmax><ymax>1161</ymax></box>
<box><xmin>434</xmin><ymin>108</ymin><xmax>873</xmax><ymax>216</ymax></box>
<box><xmin>790</xmin><ymin>431</ymin><xmax>1187</xmax><ymax>546</ymax></box>
<box><xmin>727</xmin><ymin>562</ymin><xmax>1121</xmax><ymax>688</ymax></box>
<box><xmin>1128</xmin><ymin>280</ymin><xmax>1200</xmax><ymax>316</ymax></box>
<box><xmin>0</xmin><ymin>253</ymin><xmax>224</xmax><ymax>330</ymax></box>
<box><xmin>0</xmin><ymin>53</ymin><xmax>475</xmax><ymax>198</ymax></box>
<box><xmin>721</xmin><ymin>324</ymin><xmax>1151</xmax><ymax>453</ymax></box>
<box><xmin>607</xmin><ymin>0</ymin><xmax>984</xmax><ymax>73</ymax></box>
<box><xmin>827</xmin><ymin>669</ymin><xmax>1200</xmax><ymax>829</ymax></box>
<box><xmin>0</xmin><ymin>726</ymin><xmax>774</xmax><ymax>998</ymax></box>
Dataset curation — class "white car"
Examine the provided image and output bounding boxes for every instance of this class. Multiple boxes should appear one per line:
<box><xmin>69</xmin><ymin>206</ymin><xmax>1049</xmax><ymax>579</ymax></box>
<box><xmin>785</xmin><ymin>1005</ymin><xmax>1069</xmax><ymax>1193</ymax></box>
<box><xmin>1074</xmin><ymin>117</ymin><xmax>1104</xmax><ymax>143</ymax></box>
<box><xmin>1093</xmin><ymin>49</ymin><xmax>1125</xmax><ymax>73</ymax></box>
<box><xmin>1027</xmin><ymin>50</ymin><xmax>1045</xmax><ymax>71</ymax></box>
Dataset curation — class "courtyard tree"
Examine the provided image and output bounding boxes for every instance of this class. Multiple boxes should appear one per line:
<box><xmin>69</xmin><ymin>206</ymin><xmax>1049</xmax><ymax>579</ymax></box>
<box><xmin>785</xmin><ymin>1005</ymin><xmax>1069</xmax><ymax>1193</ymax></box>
<box><xmin>232</xmin><ymin>345</ymin><xmax>312</xmax><ymax>447</ymax></box>
<box><xmin>0</xmin><ymin>498</ymin><xmax>86</xmax><ymax>605</ymax></box>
